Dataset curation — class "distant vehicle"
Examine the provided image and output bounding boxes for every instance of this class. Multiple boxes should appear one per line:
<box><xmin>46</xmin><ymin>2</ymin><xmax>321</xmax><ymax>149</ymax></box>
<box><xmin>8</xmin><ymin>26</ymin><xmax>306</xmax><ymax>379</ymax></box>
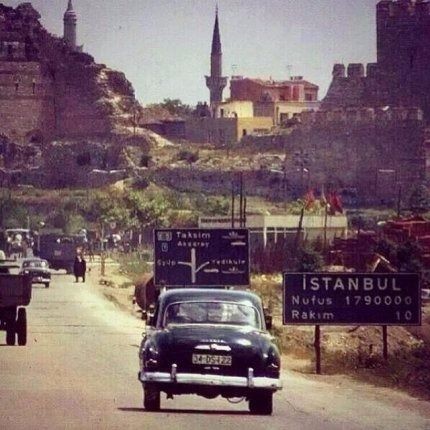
<box><xmin>138</xmin><ymin>288</ymin><xmax>282</xmax><ymax>414</ymax></box>
<box><xmin>37</xmin><ymin>234</ymin><xmax>84</xmax><ymax>273</ymax></box>
<box><xmin>4</xmin><ymin>228</ymin><xmax>34</xmax><ymax>258</ymax></box>
<box><xmin>0</xmin><ymin>267</ymin><xmax>31</xmax><ymax>346</ymax></box>
<box><xmin>19</xmin><ymin>258</ymin><xmax>51</xmax><ymax>288</ymax></box>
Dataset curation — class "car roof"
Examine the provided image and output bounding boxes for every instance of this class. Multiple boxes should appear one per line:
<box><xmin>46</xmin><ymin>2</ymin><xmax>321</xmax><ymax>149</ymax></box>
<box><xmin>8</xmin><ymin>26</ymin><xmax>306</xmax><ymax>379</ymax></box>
<box><xmin>158</xmin><ymin>288</ymin><xmax>262</xmax><ymax>309</ymax></box>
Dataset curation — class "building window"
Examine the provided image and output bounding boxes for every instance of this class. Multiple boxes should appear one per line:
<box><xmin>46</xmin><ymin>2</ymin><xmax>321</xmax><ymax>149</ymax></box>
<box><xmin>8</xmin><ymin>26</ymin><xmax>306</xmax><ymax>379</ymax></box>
<box><xmin>220</xmin><ymin>108</ymin><xmax>224</xmax><ymax>118</ymax></box>
<box><xmin>242</xmin><ymin>129</ymin><xmax>247</xmax><ymax>137</ymax></box>
<box><xmin>305</xmin><ymin>93</ymin><xmax>313</xmax><ymax>101</ymax></box>
<box><xmin>280</xmin><ymin>113</ymin><xmax>289</xmax><ymax>123</ymax></box>
<box><xmin>280</xmin><ymin>95</ymin><xmax>285</xmax><ymax>101</ymax></box>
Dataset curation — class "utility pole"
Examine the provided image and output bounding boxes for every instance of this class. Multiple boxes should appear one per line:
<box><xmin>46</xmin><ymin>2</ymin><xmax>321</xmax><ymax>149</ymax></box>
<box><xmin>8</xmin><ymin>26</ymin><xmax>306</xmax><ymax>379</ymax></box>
<box><xmin>231</xmin><ymin>180</ymin><xmax>235</xmax><ymax>228</ymax></box>
<box><xmin>397</xmin><ymin>183</ymin><xmax>402</xmax><ymax>218</ymax></box>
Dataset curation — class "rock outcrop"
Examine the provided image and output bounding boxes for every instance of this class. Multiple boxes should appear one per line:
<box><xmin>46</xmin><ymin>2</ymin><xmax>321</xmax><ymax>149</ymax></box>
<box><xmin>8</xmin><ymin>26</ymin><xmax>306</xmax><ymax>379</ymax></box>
<box><xmin>0</xmin><ymin>3</ymin><xmax>141</xmax><ymax>144</ymax></box>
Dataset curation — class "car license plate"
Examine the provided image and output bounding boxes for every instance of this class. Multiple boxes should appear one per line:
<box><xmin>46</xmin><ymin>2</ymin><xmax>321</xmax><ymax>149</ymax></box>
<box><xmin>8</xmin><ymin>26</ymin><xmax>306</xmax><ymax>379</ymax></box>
<box><xmin>192</xmin><ymin>354</ymin><xmax>232</xmax><ymax>366</ymax></box>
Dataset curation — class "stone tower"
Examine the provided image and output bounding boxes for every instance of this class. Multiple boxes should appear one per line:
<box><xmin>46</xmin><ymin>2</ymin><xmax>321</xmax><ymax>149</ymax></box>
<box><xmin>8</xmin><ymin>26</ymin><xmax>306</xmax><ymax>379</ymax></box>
<box><xmin>63</xmin><ymin>0</ymin><xmax>77</xmax><ymax>51</ymax></box>
<box><xmin>376</xmin><ymin>0</ymin><xmax>430</xmax><ymax>117</ymax></box>
<box><xmin>205</xmin><ymin>8</ymin><xmax>227</xmax><ymax>117</ymax></box>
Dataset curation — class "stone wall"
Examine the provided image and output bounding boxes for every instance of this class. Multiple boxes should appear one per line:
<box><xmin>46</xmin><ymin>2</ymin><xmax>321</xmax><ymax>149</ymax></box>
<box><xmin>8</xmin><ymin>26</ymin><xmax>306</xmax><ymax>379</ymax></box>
<box><xmin>0</xmin><ymin>61</ymin><xmax>55</xmax><ymax>142</ymax></box>
<box><xmin>235</xmin><ymin>107</ymin><xmax>426</xmax><ymax>203</ymax></box>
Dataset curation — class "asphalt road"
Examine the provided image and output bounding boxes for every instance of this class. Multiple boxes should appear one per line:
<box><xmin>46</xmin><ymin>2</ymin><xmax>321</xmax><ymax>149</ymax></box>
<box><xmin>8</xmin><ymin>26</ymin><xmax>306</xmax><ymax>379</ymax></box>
<box><xmin>1</xmin><ymin>274</ymin><xmax>429</xmax><ymax>430</ymax></box>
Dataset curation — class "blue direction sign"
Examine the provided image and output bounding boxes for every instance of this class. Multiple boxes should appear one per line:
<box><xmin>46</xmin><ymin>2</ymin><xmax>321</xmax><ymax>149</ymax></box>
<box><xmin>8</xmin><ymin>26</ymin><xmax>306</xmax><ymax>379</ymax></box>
<box><xmin>154</xmin><ymin>229</ymin><xmax>250</xmax><ymax>286</ymax></box>
<box><xmin>283</xmin><ymin>272</ymin><xmax>421</xmax><ymax>326</ymax></box>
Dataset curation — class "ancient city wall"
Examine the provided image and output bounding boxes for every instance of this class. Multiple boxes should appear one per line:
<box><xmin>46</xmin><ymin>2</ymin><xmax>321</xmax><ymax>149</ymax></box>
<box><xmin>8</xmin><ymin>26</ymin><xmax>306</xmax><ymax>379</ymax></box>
<box><xmin>0</xmin><ymin>62</ymin><xmax>55</xmax><ymax>142</ymax></box>
<box><xmin>239</xmin><ymin>107</ymin><xmax>426</xmax><ymax>202</ymax></box>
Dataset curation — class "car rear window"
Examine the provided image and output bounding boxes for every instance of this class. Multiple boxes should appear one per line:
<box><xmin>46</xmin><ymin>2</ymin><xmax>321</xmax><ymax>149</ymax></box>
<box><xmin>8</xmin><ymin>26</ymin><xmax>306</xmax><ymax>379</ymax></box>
<box><xmin>23</xmin><ymin>260</ymin><xmax>48</xmax><ymax>268</ymax></box>
<box><xmin>163</xmin><ymin>301</ymin><xmax>260</xmax><ymax>328</ymax></box>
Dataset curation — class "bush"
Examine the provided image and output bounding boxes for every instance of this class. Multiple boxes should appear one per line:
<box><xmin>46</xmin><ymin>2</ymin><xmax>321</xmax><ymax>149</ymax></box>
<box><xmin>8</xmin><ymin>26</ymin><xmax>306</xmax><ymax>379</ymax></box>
<box><xmin>177</xmin><ymin>149</ymin><xmax>198</xmax><ymax>163</ymax></box>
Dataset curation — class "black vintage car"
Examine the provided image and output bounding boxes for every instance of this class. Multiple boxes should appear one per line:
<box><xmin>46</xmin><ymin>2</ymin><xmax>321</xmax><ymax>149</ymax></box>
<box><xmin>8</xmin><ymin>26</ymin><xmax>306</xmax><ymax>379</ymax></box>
<box><xmin>138</xmin><ymin>288</ymin><xmax>282</xmax><ymax>415</ymax></box>
<box><xmin>19</xmin><ymin>258</ymin><xmax>51</xmax><ymax>288</ymax></box>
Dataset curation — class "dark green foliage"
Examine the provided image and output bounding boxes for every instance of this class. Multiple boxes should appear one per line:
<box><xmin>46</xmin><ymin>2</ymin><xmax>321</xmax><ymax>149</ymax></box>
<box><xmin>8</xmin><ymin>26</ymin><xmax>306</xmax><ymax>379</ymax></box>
<box><xmin>148</xmin><ymin>98</ymin><xmax>194</xmax><ymax>118</ymax></box>
<box><xmin>295</xmin><ymin>245</ymin><xmax>324</xmax><ymax>272</ymax></box>
<box><xmin>177</xmin><ymin>149</ymin><xmax>198</xmax><ymax>163</ymax></box>
<box><xmin>396</xmin><ymin>240</ymin><xmax>423</xmax><ymax>273</ymax></box>
<box><xmin>408</xmin><ymin>184</ymin><xmax>430</xmax><ymax>214</ymax></box>
<box><xmin>375</xmin><ymin>238</ymin><xmax>397</xmax><ymax>262</ymax></box>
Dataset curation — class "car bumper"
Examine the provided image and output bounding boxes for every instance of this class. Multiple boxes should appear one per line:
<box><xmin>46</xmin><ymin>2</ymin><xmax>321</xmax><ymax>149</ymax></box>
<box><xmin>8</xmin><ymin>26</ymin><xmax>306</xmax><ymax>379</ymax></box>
<box><xmin>139</xmin><ymin>366</ymin><xmax>282</xmax><ymax>390</ymax></box>
<box><xmin>31</xmin><ymin>276</ymin><xmax>50</xmax><ymax>283</ymax></box>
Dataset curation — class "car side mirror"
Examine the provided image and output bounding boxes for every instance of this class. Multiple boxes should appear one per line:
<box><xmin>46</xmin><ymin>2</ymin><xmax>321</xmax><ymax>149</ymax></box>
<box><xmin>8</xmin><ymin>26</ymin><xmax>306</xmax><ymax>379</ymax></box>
<box><xmin>265</xmin><ymin>315</ymin><xmax>273</xmax><ymax>330</ymax></box>
<box><xmin>146</xmin><ymin>314</ymin><xmax>155</xmax><ymax>327</ymax></box>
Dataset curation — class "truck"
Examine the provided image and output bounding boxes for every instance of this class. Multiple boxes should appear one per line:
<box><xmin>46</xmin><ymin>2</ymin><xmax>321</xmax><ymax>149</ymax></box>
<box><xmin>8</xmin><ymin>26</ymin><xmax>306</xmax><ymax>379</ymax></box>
<box><xmin>37</xmin><ymin>234</ymin><xmax>84</xmax><ymax>273</ymax></box>
<box><xmin>0</xmin><ymin>266</ymin><xmax>31</xmax><ymax>346</ymax></box>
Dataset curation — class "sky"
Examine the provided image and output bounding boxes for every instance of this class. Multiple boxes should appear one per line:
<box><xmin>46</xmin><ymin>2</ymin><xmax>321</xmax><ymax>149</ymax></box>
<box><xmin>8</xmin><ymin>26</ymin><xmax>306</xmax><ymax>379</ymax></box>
<box><xmin>5</xmin><ymin>0</ymin><xmax>380</xmax><ymax>106</ymax></box>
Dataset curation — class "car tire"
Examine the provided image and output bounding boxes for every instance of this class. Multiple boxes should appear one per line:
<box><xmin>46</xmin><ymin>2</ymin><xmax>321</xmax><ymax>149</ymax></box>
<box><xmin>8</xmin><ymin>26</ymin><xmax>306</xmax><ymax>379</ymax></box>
<box><xmin>143</xmin><ymin>386</ymin><xmax>160</xmax><ymax>411</ymax></box>
<box><xmin>44</xmin><ymin>283</ymin><xmax>50</xmax><ymax>288</ymax></box>
<box><xmin>16</xmin><ymin>308</ymin><xmax>27</xmax><ymax>346</ymax></box>
<box><xmin>249</xmin><ymin>390</ymin><xmax>273</xmax><ymax>415</ymax></box>
<box><xmin>6</xmin><ymin>324</ymin><xmax>15</xmax><ymax>346</ymax></box>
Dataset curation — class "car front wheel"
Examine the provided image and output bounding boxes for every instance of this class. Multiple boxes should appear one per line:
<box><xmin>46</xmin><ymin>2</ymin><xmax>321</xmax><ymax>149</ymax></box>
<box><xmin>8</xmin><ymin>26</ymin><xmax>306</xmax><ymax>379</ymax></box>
<box><xmin>143</xmin><ymin>386</ymin><xmax>160</xmax><ymax>411</ymax></box>
<box><xmin>249</xmin><ymin>390</ymin><xmax>273</xmax><ymax>415</ymax></box>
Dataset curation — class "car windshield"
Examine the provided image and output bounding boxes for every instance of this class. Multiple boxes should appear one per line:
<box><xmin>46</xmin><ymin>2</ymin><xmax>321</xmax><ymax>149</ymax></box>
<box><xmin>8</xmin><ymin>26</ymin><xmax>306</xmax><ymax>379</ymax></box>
<box><xmin>23</xmin><ymin>260</ymin><xmax>48</xmax><ymax>268</ymax></box>
<box><xmin>163</xmin><ymin>301</ymin><xmax>260</xmax><ymax>328</ymax></box>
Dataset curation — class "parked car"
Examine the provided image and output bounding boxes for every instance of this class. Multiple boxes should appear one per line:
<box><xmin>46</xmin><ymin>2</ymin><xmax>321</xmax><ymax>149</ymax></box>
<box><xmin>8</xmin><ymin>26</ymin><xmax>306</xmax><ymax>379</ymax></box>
<box><xmin>19</xmin><ymin>258</ymin><xmax>51</xmax><ymax>288</ymax></box>
<box><xmin>138</xmin><ymin>288</ymin><xmax>282</xmax><ymax>414</ymax></box>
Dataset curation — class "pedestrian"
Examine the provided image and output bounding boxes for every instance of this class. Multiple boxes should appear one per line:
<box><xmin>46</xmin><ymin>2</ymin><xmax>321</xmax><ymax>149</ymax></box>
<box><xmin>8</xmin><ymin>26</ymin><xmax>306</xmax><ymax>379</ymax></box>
<box><xmin>73</xmin><ymin>254</ymin><xmax>87</xmax><ymax>283</ymax></box>
<box><xmin>88</xmin><ymin>241</ymin><xmax>95</xmax><ymax>262</ymax></box>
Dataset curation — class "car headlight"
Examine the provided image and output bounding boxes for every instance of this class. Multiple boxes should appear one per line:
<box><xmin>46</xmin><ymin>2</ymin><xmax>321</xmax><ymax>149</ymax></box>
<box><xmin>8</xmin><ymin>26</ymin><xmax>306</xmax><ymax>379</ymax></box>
<box><xmin>23</xmin><ymin>270</ymin><xmax>29</xmax><ymax>275</ymax></box>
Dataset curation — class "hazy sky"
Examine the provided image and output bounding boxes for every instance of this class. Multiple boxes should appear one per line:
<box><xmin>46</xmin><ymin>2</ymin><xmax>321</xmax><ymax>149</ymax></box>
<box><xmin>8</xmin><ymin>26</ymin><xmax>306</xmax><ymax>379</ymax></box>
<box><xmin>5</xmin><ymin>0</ymin><xmax>379</xmax><ymax>105</ymax></box>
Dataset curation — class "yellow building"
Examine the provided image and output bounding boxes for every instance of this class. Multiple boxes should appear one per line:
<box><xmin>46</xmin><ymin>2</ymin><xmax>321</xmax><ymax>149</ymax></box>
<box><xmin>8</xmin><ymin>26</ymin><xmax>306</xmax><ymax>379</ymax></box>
<box><xmin>185</xmin><ymin>116</ymin><xmax>273</xmax><ymax>145</ymax></box>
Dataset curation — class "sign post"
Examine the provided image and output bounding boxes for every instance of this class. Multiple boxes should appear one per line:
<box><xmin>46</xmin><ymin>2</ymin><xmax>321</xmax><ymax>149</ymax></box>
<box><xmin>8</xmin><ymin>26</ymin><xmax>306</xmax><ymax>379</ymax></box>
<box><xmin>283</xmin><ymin>272</ymin><xmax>421</xmax><ymax>373</ymax></box>
<box><xmin>382</xmin><ymin>325</ymin><xmax>388</xmax><ymax>360</ymax></box>
<box><xmin>154</xmin><ymin>229</ymin><xmax>249</xmax><ymax>287</ymax></box>
<box><xmin>314</xmin><ymin>325</ymin><xmax>321</xmax><ymax>375</ymax></box>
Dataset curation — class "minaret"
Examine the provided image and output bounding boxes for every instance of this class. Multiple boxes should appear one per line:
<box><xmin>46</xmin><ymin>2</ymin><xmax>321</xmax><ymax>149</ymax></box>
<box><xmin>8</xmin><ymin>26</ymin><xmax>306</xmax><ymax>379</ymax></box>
<box><xmin>205</xmin><ymin>7</ymin><xmax>228</xmax><ymax>117</ymax></box>
<box><xmin>63</xmin><ymin>0</ymin><xmax>77</xmax><ymax>51</ymax></box>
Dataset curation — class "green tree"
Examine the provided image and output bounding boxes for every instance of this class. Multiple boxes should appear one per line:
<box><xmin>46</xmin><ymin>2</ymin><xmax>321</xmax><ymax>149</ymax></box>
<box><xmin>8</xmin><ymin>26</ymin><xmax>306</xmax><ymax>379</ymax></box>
<box><xmin>125</xmin><ymin>191</ymin><xmax>170</xmax><ymax>228</ymax></box>
<box><xmin>408</xmin><ymin>184</ymin><xmax>430</xmax><ymax>214</ymax></box>
<box><xmin>148</xmin><ymin>98</ymin><xmax>194</xmax><ymax>118</ymax></box>
<box><xmin>86</xmin><ymin>192</ymin><xmax>135</xmax><ymax>230</ymax></box>
<box><xmin>396</xmin><ymin>240</ymin><xmax>423</xmax><ymax>273</ymax></box>
<box><xmin>294</xmin><ymin>245</ymin><xmax>324</xmax><ymax>272</ymax></box>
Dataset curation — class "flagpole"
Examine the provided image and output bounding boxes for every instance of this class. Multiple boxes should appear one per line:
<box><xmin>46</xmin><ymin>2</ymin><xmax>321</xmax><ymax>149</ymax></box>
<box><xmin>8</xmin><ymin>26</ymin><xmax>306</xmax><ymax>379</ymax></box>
<box><xmin>323</xmin><ymin>203</ymin><xmax>328</xmax><ymax>253</ymax></box>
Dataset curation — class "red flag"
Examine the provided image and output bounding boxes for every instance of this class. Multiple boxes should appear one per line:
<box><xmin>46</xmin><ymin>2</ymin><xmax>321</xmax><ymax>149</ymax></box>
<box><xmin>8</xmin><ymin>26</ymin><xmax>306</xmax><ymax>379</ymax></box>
<box><xmin>328</xmin><ymin>191</ymin><xmax>343</xmax><ymax>214</ymax></box>
<box><xmin>304</xmin><ymin>189</ymin><xmax>316</xmax><ymax>210</ymax></box>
